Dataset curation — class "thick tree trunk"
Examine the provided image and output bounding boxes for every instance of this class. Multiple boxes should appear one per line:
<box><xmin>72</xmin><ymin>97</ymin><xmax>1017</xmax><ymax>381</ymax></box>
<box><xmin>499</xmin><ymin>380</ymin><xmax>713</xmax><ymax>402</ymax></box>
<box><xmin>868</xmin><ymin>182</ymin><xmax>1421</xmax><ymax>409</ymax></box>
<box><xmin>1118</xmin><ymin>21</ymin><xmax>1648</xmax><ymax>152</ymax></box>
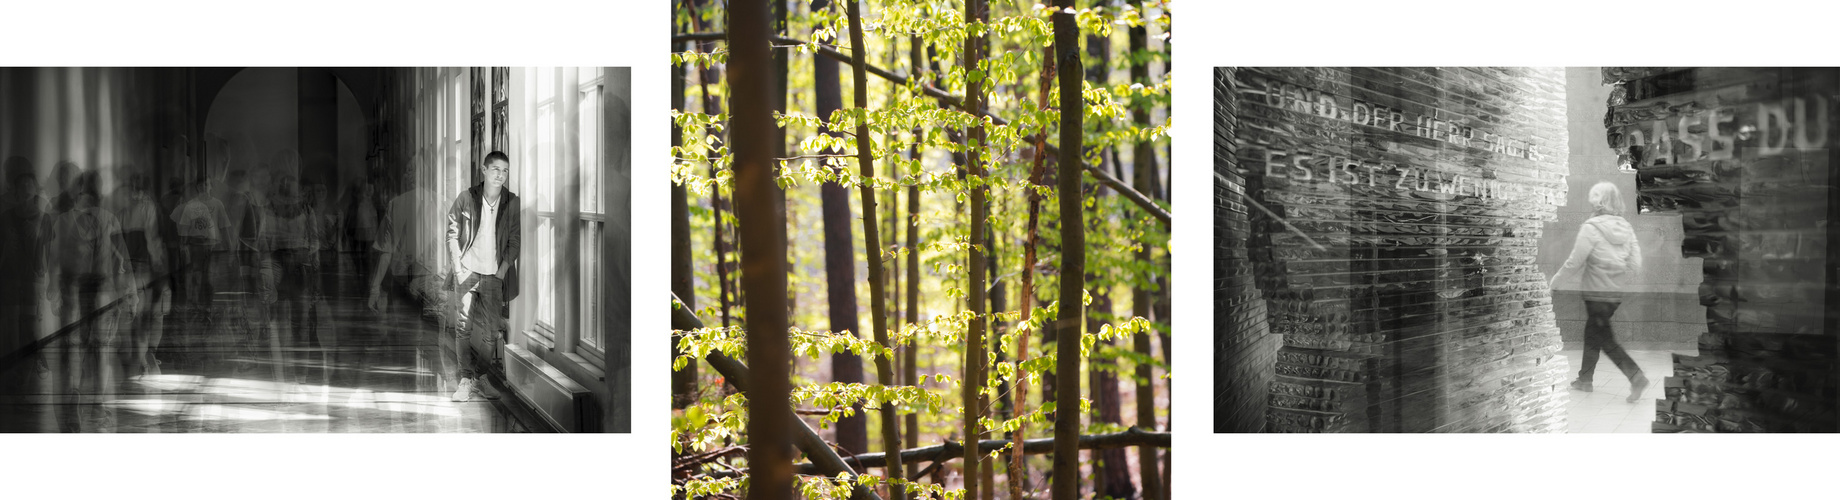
<box><xmin>811</xmin><ymin>0</ymin><xmax>869</xmax><ymax>461</ymax></box>
<box><xmin>1127</xmin><ymin>8</ymin><xmax>1163</xmax><ymax>499</ymax></box>
<box><xmin>962</xmin><ymin>1</ymin><xmax>990</xmax><ymax>499</ymax></box>
<box><xmin>844</xmin><ymin>3</ymin><xmax>904</xmax><ymax>499</ymax></box>
<box><xmin>728</xmin><ymin>2</ymin><xmax>791</xmax><ymax>499</ymax></box>
<box><xmin>1050</xmin><ymin>2</ymin><xmax>1085</xmax><ymax>500</ymax></box>
<box><xmin>671</xmin><ymin>26</ymin><xmax>698</xmax><ymax>410</ymax></box>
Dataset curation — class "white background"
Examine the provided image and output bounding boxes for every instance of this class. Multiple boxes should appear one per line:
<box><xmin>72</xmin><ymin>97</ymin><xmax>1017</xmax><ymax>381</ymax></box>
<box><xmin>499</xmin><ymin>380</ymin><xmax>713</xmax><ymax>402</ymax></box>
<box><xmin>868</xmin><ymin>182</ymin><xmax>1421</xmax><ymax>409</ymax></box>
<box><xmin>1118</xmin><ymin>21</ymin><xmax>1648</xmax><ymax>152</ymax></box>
<box><xmin>1</xmin><ymin>1</ymin><xmax>671</xmax><ymax>499</ymax></box>
<box><xmin>1172</xmin><ymin>2</ymin><xmax>1840</xmax><ymax>499</ymax></box>
<box><xmin>5</xmin><ymin>1</ymin><xmax>1838</xmax><ymax>499</ymax></box>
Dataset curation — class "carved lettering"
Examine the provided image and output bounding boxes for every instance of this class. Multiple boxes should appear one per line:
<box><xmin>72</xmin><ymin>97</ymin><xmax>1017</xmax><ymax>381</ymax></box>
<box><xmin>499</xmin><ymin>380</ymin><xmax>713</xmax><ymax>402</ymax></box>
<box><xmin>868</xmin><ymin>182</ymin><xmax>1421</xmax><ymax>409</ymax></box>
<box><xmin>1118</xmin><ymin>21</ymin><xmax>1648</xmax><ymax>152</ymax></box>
<box><xmin>1793</xmin><ymin>95</ymin><xmax>1828</xmax><ymax>149</ymax></box>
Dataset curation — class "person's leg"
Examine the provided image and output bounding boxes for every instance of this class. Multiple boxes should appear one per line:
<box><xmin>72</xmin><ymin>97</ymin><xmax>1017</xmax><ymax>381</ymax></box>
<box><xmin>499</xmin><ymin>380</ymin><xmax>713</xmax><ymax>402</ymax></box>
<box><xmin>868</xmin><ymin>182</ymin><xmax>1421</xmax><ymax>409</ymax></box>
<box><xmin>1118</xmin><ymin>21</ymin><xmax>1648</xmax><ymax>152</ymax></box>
<box><xmin>146</xmin><ymin>276</ymin><xmax>168</xmax><ymax>376</ymax></box>
<box><xmin>1577</xmin><ymin>299</ymin><xmax>1607</xmax><ymax>389</ymax></box>
<box><xmin>74</xmin><ymin>275</ymin><xmax>110</xmax><ymax>430</ymax></box>
<box><xmin>189</xmin><ymin>244</ymin><xmax>210</xmax><ymax>308</ymax></box>
<box><xmin>460</xmin><ymin>275</ymin><xmax>511</xmax><ymax>400</ymax></box>
<box><xmin>444</xmin><ymin>273</ymin><xmax>484</xmax><ymax>399</ymax></box>
<box><xmin>464</xmin><ymin>275</ymin><xmax>504</xmax><ymax>398</ymax></box>
<box><xmin>84</xmin><ymin>275</ymin><xmax>119</xmax><ymax>427</ymax></box>
<box><xmin>127</xmin><ymin>263</ymin><xmax>149</xmax><ymax>377</ymax></box>
<box><xmin>1590</xmin><ymin>300</ymin><xmax>1646</xmax><ymax>392</ymax></box>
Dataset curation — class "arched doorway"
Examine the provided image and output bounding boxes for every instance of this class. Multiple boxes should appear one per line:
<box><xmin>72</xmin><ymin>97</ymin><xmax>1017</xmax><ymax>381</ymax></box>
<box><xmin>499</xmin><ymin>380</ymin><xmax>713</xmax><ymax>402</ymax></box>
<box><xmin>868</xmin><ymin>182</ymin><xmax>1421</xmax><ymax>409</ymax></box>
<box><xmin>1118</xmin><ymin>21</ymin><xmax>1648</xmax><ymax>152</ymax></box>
<box><xmin>201</xmin><ymin>68</ymin><xmax>368</xmax><ymax>193</ymax></box>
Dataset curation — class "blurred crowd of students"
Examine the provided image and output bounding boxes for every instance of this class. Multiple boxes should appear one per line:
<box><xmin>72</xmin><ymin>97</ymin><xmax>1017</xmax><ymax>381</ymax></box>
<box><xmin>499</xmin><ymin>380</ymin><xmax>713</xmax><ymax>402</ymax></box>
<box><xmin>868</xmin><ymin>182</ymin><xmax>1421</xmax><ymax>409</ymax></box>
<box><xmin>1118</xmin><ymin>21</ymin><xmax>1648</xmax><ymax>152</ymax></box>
<box><xmin>0</xmin><ymin>153</ymin><xmax>403</xmax><ymax>430</ymax></box>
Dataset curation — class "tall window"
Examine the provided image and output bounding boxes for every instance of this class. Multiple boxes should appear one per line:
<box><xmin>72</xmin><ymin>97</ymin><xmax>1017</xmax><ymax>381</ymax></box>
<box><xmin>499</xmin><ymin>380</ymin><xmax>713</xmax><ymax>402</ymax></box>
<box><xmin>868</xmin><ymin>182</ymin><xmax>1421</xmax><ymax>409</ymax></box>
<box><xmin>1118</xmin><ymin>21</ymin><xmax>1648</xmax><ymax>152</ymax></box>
<box><xmin>577</xmin><ymin>67</ymin><xmax>605</xmax><ymax>354</ymax></box>
<box><xmin>532</xmin><ymin>67</ymin><xmax>558</xmax><ymax>335</ymax></box>
<box><xmin>514</xmin><ymin>67</ymin><xmax>607</xmax><ymax>369</ymax></box>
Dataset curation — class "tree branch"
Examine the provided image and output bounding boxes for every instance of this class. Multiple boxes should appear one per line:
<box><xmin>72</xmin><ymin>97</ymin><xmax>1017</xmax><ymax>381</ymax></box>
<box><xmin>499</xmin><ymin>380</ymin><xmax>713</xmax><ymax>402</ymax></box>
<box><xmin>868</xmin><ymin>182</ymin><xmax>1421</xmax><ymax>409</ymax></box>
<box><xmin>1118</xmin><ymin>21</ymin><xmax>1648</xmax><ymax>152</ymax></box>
<box><xmin>672</xmin><ymin>294</ymin><xmax>883</xmax><ymax>500</ymax></box>
<box><xmin>1083</xmin><ymin>160</ymin><xmax>1171</xmax><ymax>224</ymax></box>
<box><xmin>672</xmin><ymin>31</ymin><xmax>1173</xmax><ymax>225</ymax></box>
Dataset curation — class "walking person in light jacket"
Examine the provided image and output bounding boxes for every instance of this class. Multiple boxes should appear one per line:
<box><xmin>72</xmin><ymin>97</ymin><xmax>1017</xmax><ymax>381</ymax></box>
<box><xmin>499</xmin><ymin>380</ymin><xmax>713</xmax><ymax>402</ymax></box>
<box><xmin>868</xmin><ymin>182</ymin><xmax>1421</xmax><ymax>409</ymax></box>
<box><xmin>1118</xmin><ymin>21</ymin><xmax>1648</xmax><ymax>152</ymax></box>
<box><xmin>1552</xmin><ymin>181</ymin><xmax>1649</xmax><ymax>403</ymax></box>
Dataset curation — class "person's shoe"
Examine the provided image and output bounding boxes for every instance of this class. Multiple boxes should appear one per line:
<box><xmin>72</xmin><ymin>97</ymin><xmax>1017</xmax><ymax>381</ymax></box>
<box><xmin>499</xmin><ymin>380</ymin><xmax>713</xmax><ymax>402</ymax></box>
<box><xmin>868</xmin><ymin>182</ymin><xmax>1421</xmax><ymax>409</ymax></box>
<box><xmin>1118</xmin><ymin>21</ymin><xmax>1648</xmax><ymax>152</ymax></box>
<box><xmin>1627</xmin><ymin>374</ymin><xmax>1650</xmax><ymax>403</ymax></box>
<box><xmin>452</xmin><ymin>377</ymin><xmax>476</xmax><ymax>402</ymax></box>
<box><xmin>472</xmin><ymin>377</ymin><xmax>501</xmax><ymax>401</ymax></box>
<box><xmin>1569</xmin><ymin>379</ymin><xmax>1592</xmax><ymax>392</ymax></box>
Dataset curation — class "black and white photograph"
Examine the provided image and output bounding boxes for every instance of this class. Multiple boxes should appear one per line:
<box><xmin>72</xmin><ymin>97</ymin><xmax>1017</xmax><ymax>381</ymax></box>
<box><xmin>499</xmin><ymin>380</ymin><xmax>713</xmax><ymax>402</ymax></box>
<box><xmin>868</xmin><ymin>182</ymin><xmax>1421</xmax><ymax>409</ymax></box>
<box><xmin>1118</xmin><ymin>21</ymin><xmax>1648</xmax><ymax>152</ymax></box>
<box><xmin>1215</xmin><ymin>66</ymin><xmax>1840</xmax><ymax>434</ymax></box>
<box><xmin>0</xmin><ymin>66</ymin><xmax>632</xmax><ymax>434</ymax></box>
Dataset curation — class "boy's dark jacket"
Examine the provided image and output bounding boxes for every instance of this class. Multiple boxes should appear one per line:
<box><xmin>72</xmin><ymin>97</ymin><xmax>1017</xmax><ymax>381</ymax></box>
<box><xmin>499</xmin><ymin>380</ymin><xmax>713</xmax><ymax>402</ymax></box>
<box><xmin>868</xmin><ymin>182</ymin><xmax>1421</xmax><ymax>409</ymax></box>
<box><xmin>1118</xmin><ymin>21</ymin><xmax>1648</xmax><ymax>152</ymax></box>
<box><xmin>446</xmin><ymin>183</ymin><xmax>521</xmax><ymax>300</ymax></box>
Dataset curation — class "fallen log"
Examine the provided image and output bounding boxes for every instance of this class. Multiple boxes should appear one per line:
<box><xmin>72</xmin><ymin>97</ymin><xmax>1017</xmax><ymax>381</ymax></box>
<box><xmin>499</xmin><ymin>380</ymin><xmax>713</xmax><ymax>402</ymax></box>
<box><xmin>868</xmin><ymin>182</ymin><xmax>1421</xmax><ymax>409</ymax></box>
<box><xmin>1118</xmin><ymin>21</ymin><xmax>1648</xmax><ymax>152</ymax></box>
<box><xmin>693</xmin><ymin>427</ymin><xmax>1169</xmax><ymax>479</ymax></box>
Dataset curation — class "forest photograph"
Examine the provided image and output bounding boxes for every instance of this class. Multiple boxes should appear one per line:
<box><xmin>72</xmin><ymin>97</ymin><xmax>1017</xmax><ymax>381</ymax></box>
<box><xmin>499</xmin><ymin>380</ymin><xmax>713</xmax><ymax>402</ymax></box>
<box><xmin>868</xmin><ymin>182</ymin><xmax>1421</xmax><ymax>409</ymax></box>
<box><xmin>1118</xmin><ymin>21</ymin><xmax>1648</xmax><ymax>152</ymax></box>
<box><xmin>668</xmin><ymin>1</ymin><xmax>1173</xmax><ymax>499</ymax></box>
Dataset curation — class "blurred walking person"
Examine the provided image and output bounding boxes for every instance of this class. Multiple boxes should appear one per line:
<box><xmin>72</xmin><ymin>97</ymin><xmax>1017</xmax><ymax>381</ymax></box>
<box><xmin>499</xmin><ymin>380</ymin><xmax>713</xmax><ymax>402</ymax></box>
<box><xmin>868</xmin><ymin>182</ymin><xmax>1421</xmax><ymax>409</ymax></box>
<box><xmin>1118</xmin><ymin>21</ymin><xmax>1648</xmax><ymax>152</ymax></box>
<box><xmin>170</xmin><ymin>179</ymin><xmax>229</xmax><ymax>311</ymax></box>
<box><xmin>264</xmin><ymin>174</ymin><xmax>325</xmax><ymax>353</ymax></box>
<box><xmin>1552</xmin><ymin>181</ymin><xmax>1649</xmax><ymax>403</ymax></box>
<box><xmin>117</xmin><ymin>174</ymin><xmax>169</xmax><ymax>377</ymax></box>
<box><xmin>346</xmin><ymin>180</ymin><xmax>382</xmax><ymax>287</ymax></box>
<box><xmin>47</xmin><ymin>171</ymin><xmax>130</xmax><ymax>431</ymax></box>
<box><xmin>0</xmin><ymin>158</ymin><xmax>51</xmax><ymax>407</ymax></box>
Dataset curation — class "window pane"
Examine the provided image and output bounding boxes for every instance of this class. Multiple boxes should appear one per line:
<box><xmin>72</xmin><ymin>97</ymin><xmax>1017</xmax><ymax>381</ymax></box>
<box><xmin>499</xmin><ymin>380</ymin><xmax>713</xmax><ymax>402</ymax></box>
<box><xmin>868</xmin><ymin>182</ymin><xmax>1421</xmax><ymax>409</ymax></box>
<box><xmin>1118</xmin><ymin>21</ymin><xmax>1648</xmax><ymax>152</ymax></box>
<box><xmin>537</xmin><ymin>216</ymin><xmax>554</xmax><ymax>327</ymax></box>
<box><xmin>538</xmin><ymin>104</ymin><xmax>554</xmax><ymax>212</ymax></box>
<box><xmin>579</xmin><ymin>220</ymin><xmax>602</xmax><ymax>350</ymax></box>
<box><xmin>537</xmin><ymin>67</ymin><xmax>554</xmax><ymax>102</ymax></box>
<box><xmin>453</xmin><ymin>75</ymin><xmax>464</xmax><ymax>145</ymax></box>
<box><xmin>524</xmin><ymin>67</ymin><xmax>538</xmax><ymax>197</ymax></box>
<box><xmin>579</xmin><ymin>87</ymin><xmax>600</xmax><ymax>214</ymax></box>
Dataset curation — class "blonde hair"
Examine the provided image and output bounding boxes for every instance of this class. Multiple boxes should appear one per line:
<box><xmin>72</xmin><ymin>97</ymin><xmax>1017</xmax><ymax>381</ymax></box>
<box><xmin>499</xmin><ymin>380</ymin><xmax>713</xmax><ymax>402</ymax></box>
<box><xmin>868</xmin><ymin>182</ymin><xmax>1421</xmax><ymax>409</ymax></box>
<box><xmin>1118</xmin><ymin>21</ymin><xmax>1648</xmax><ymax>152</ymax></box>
<box><xmin>1588</xmin><ymin>181</ymin><xmax>1624</xmax><ymax>216</ymax></box>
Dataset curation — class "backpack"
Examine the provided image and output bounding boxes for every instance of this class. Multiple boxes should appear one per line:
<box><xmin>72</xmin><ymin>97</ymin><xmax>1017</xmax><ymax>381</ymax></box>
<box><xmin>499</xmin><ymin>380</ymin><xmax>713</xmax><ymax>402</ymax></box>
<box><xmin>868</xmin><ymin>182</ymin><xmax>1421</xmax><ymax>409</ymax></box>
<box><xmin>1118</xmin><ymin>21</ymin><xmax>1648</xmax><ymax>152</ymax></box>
<box><xmin>60</xmin><ymin>209</ymin><xmax>119</xmax><ymax>276</ymax></box>
<box><xmin>180</xmin><ymin>199</ymin><xmax>220</xmax><ymax>246</ymax></box>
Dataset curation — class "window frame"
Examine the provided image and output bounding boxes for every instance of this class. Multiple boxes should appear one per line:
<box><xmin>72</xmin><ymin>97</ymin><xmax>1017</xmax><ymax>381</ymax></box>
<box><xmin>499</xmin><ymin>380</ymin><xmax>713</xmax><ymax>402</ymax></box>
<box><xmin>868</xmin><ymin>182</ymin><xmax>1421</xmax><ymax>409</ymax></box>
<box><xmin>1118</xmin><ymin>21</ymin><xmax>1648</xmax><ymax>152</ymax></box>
<box><xmin>574</xmin><ymin>67</ymin><xmax>606</xmax><ymax>364</ymax></box>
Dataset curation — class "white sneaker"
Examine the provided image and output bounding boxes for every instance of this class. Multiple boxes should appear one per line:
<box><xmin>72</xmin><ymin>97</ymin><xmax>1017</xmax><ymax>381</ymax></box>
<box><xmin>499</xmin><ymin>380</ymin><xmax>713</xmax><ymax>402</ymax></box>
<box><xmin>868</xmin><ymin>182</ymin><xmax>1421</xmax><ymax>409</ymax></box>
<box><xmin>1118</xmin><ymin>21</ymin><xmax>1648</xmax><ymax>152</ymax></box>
<box><xmin>452</xmin><ymin>377</ymin><xmax>476</xmax><ymax>402</ymax></box>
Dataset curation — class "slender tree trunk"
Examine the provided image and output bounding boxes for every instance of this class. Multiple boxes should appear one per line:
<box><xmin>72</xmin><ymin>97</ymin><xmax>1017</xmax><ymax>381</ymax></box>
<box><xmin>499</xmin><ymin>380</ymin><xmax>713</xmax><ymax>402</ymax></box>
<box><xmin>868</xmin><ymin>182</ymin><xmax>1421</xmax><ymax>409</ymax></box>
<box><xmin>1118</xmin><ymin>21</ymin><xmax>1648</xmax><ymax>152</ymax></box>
<box><xmin>1012</xmin><ymin>42</ymin><xmax>1054</xmax><ymax>500</ymax></box>
<box><xmin>986</xmin><ymin>211</ymin><xmax>1005</xmax><ymax>500</ymax></box>
<box><xmin>843</xmin><ymin>3</ymin><xmax>904</xmax><ymax>499</ymax></box>
<box><xmin>903</xmin><ymin>33</ymin><xmax>924</xmax><ymax>487</ymax></box>
<box><xmin>690</xmin><ymin>0</ymin><xmax>738</xmax><ymax>331</ymax></box>
<box><xmin>730</xmin><ymin>2</ymin><xmax>791</xmax><ymax>499</ymax></box>
<box><xmin>1050</xmin><ymin>2</ymin><xmax>1085</xmax><ymax>500</ymax></box>
<box><xmin>776</xmin><ymin>0</ymin><xmax>793</xmax><ymax>309</ymax></box>
<box><xmin>962</xmin><ymin>1</ymin><xmax>990</xmax><ymax>499</ymax></box>
<box><xmin>671</xmin><ymin>23</ymin><xmax>698</xmax><ymax>410</ymax></box>
<box><xmin>811</xmin><ymin>0</ymin><xmax>869</xmax><ymax>461</ymax></box>
<box><xmin>1127</xmin><ymin>9</ymin><xmax>1163</xmax><ymax>499</ymax></box>
<box><xmin>1155</xmin><ymin>276</ymin><xmax>1171</xmax><ymax>500</ymax></box>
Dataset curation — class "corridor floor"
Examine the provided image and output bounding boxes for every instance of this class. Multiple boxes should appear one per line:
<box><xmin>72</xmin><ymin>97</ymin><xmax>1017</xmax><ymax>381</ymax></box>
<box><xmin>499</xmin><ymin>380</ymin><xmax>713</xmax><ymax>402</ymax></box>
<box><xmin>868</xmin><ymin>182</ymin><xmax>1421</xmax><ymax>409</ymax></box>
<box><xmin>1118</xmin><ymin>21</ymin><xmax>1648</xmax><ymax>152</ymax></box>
<box><xmin>0</xmin><ymin>253</ymin><xmax>526</xmax><ymax>433</ymax></box>
<box><xmin>1558</xmin><ymin>348</ymin><xmax>1690</xmax><ymax>433</ymax></box>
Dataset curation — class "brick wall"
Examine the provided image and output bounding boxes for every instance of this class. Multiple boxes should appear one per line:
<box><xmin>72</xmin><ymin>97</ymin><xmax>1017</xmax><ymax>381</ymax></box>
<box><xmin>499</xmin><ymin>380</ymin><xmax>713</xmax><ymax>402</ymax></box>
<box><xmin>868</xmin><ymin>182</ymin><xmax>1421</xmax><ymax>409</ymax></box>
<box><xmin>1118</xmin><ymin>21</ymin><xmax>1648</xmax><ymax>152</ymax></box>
<box><xmin>1604</xmin><ymin>68</ymin><xmax>1840</xmax><ymax>432</ymax></box>
<box><xmin>1215</xmin><ymin>67</ymin><xmax>1280</xmax><ymax>432</ymax></box>
<box><xmin>1221</xmin><ymin>67</ymin><xmax>1572</xmax><ymax>432</ymax></box>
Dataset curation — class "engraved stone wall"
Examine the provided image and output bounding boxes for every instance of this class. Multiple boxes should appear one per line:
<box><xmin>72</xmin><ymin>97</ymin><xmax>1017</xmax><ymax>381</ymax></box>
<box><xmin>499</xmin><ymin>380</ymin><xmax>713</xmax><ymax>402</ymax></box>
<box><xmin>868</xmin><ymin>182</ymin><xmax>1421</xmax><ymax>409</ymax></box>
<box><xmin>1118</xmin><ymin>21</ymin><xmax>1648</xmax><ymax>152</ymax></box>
<box><xmin>1223</xmin><ymin>67</ymin><xmax>1572</xmax><ymax>432</ymax></box>
<box><xmin>1215</xmin><ymin>67</ymin><xmax>1279</xmax><ymax>432</ymax></box>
